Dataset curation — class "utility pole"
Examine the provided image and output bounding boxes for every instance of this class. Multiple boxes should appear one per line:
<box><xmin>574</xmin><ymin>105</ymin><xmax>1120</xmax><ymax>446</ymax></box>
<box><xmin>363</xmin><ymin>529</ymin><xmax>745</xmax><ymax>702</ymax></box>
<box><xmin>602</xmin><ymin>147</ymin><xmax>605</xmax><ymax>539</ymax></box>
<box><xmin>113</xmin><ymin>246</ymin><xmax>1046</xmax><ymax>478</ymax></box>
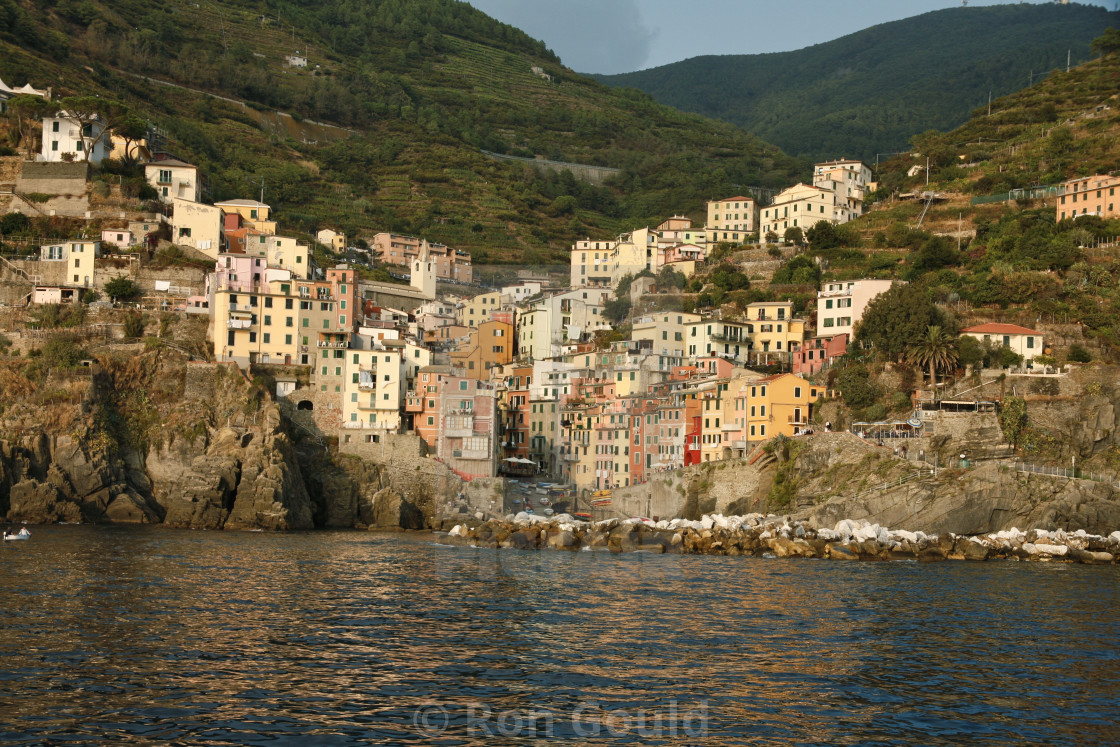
<box><xmin>1067</xmin><ymin>50</ymin><xmax>1071</xmax><ymax>73</ymax></box>
<box><xmin>926</xmin><ymin>156</ymin><xmax>930</xmax><ymax>187</ymax></box>
<box><xmin>987</xmin><ymin>90</ymin><xmax>992</xmax><ymax>116</ymax></box>
<box><xmin>958</xmin><ymin>213</ymin><xmax>963</xmax><ymax>252</ymax></box>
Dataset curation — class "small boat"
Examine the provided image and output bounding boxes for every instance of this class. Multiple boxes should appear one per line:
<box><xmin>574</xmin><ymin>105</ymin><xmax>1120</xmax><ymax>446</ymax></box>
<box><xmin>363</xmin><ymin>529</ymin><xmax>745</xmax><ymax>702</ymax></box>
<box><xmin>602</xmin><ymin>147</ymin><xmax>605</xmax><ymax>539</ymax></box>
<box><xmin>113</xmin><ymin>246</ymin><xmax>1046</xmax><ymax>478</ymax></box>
<box><xmin>3</xmin><ymin>528</ymin><xmax>31</xmax><ymax>541</ymax></box>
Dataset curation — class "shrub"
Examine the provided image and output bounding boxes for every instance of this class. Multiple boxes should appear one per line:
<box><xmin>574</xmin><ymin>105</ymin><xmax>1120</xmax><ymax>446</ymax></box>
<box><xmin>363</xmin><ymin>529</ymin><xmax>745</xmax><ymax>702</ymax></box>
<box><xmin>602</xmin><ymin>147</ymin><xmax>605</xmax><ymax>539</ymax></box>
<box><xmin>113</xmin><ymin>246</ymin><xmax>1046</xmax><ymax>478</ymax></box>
<box><xmin>1068</xmin><ymin>344</ymin><xmax>1092</xmax><ymax>363</ymax></box>
<box><xmin>104</xmin><ymin>277</ymin><xmax>142</xmax><ymax>302</ymax></box>
<box><xmin>123</xmin><ymin>314</ymin><xmax>145</xmax><ymax>338</ymax></box>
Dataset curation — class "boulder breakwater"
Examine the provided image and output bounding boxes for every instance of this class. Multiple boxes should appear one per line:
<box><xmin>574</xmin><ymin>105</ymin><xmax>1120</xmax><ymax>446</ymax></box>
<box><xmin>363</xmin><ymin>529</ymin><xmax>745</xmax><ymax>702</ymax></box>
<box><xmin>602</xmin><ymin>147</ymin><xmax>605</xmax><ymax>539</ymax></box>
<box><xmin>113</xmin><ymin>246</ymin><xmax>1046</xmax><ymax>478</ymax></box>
<box><xmin>437</xmin><ymin>512</ymin><xmax>1120</xmax><ymax>563</ymax></box>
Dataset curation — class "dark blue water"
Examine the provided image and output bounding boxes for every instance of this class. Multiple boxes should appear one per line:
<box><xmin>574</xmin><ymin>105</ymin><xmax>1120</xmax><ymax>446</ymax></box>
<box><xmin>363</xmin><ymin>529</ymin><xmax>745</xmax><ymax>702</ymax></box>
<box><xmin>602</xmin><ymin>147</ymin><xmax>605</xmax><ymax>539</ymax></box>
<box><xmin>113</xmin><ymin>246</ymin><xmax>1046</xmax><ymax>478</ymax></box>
<box><xmin>1</xmin><ymin>525</ymin><xmax>1117</xmax><ymax>745</ymax></box>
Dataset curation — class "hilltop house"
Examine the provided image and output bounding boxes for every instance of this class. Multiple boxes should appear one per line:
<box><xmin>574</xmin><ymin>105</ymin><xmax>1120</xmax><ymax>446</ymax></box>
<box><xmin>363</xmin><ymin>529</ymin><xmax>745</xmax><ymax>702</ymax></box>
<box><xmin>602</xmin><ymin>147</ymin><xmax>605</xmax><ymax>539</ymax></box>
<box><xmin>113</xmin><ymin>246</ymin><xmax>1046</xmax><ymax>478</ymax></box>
<box><xmin>1057</xmin><ymin>174</ymin><xmax>1119</xmax><ymax>221</ymax></box>
<box><xmin>706</xmin><ymin>196</ymin><xmax>758</xmax><ymax>243</ymax></box>
<box><xmin>960</xmin><ymin>323</ymin><xmax>1045</xmax><ymax>363</ymax></box>
<box><xmin>40</xmin><ymin>112</ymin><xmax>109</xmax><ymax>164</ymax></box>
<box><xmin>145</xmin><ymin>157</ymin><xmax>200</xmax><ymax>203</ymax></box>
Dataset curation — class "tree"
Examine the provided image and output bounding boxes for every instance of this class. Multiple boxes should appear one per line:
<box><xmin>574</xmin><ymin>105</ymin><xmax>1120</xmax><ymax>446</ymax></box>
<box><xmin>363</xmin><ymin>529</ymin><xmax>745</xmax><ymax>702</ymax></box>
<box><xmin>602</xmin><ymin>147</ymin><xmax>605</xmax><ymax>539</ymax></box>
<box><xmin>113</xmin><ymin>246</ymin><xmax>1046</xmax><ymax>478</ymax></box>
<box><xmin>856</xmin><ymin>283</ymin><xmax>949</xmax><ymax>360</ymax></box>
<box><xmin>123</xmin><ymin>313</ymin><xmax>144</xmax><ymax>338</ymax></box>
<box><xmin>784</xmin><ymin>226</ymin><xmax>804</xmax><ymax>247</ymax></box>
<box><xmin>998</xmin><ymin>396</ymin><xmax>1029</xmax><ymax>451</ymax></box>
<box><xmin>114</xmin><ymin>114</ymin><xmax>149</xmax><ymax>165</ymax></box>
<box><xmin>602</xmin><ymin>297</ymin><xmax>631</xmax><ymax>324</ymax></box>
<box><xmin>1091</xmin><ymin>27</ymin><xmax>1120</xmax><ymax>58</ymax></box>
<box><xmin>104</xmin><ymin>277</ymin><xmax>141</xmax><ymax>303</ymax></box>
<box><xmin>957</xmin><ymin>335</ymin><xmax>984</xmax><ymax>371</ymax></box>
<box><xmin>765</xmin><ymin>231</ymin><xmax>779</xmax><ymax>245</ymax></box>
<box><xmin>4</xmin><ymin>94</ymin><xmax>54</xmax><ymax>158</ymax></box>
<box><xmin>55</xmin><ymin>96</ymin><xmax>129</xmax><ymax>162</ymax></box>
<box><xmin>908</xmin><ymin>325</ymin><xmax>959</xmax><ymax>396</ymax></box>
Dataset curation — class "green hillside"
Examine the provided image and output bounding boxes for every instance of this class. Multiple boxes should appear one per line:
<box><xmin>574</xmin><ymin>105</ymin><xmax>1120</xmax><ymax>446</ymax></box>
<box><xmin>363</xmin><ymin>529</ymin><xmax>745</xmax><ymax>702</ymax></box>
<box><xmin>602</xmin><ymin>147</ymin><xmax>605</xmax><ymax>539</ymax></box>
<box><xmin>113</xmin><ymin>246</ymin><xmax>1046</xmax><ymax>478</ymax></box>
<box><xmin>593</xmin><ymin>4</ymin><xmax>1117</xmax><ymax>162</ymax></box>
<box><xmin>0</xmin><ymin>0</ymin><xmax>806</xmax><ymax>263</ymax></box>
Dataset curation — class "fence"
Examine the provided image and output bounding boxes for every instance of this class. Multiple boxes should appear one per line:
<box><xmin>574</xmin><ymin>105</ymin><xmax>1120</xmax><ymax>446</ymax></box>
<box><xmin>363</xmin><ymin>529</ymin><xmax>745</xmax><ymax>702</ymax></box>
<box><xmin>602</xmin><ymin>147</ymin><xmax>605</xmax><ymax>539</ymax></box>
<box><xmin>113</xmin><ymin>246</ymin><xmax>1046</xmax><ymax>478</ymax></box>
<box><xmin>1011</xmin><ymin>460</ymin><xmax>1120</xmax><ymax>489</ymax></box>
<box><xmin>847</xmin><ymin>469</ymin><xmax>936</xmax><ymax>501</ymax></box>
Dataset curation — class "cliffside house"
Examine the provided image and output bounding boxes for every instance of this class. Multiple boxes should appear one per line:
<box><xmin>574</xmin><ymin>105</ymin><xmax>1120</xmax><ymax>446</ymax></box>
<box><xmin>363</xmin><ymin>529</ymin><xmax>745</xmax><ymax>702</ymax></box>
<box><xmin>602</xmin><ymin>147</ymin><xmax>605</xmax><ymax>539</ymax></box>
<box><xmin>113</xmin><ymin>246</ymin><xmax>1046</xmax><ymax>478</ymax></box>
<box><xmin>40</xmin><ymin>113</ymin><xmax>109</xmax><ymax>164</ymax></box>
<box><xmin>145</xmin><ymin>157</ymin><xmax>200</xmax><ymax>203</ymax></box>
<box><xmin>960</xmin><ymin>323</ymin><xmax>1045</xmax><ymax>363</ymax></box>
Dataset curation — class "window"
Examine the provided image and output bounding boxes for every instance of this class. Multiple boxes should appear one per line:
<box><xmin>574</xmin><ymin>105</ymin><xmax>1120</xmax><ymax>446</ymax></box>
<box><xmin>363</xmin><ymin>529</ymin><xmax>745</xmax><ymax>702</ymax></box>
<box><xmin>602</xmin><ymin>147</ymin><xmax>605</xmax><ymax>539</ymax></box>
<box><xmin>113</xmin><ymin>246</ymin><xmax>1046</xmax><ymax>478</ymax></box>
<box><xmin>263</xmin><ymin>333</ymin><xmax>270</xmax><ymax>343</ymax></box>
<box><xmin>263</xmin><ymin>315</ymin><xmax>271</xmax><ymax>326</ymax></box>
<box><xmin>794</xmin><ymin>387</ymin><xmax>802</xmax><ymax>398</ymax></box>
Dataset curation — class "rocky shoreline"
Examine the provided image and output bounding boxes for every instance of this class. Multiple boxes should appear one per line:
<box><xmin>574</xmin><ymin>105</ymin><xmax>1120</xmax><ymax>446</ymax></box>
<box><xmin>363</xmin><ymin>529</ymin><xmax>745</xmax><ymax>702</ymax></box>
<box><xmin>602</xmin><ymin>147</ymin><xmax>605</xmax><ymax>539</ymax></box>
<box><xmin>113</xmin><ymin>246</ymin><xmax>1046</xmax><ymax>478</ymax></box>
<box><xmin>436</xmin><ymin>512</ymin><xmax>1120</xmax><ymax>564</ymax></box>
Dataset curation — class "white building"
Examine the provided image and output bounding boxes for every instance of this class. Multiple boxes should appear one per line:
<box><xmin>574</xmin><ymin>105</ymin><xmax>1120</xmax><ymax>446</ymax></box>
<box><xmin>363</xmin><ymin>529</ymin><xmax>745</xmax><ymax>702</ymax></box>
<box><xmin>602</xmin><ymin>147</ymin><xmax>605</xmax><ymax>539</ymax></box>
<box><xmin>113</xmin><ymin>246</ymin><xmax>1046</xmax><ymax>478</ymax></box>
<box><xmin>145</xmin><ymin>158</ymin><xmax>200</xmax><ymax>203</ymax></box>
<box><xmin>760</xmin><ymin>184</ymin><xmax>843</xmax><ymax>243</ymax></box>
<box><xmin>813</xmin><ymin>159</ymin><xmax>872</xmax><ymax>218</ymax></box>
<box><xmin>817</xmin><ymin>279</ymin><xmax>898</xmax><ymax>340</ymax></box>
<box><xmin>40</xmin><ymin>113</ymin><xmax>109</xmax><ymax>164</ymax></box>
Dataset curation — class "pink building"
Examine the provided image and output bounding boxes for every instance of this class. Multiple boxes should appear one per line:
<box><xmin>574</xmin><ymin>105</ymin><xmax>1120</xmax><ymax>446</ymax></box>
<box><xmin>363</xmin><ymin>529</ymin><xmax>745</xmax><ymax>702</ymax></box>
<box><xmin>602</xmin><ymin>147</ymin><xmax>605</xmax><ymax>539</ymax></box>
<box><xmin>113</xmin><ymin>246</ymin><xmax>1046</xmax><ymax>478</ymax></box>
<box><xmin>100</xmin><ymin>228</ymin><xmax>133</xmax><ymax>250</ymax></box>
<box><xmin>792</xmin><ymin>334</ymin><xmax>848</xmax><ymax>376</ymax></box>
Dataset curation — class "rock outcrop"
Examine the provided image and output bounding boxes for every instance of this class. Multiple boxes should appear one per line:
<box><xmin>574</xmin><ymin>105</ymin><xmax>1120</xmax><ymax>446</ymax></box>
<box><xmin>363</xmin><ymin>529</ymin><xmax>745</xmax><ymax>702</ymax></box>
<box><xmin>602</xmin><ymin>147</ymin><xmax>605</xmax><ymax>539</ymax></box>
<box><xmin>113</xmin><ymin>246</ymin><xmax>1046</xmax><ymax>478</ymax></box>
<box><xmin>0</xmin><ymin>355</ymin><xmax>446</xmax><ymax>532</ymax></box>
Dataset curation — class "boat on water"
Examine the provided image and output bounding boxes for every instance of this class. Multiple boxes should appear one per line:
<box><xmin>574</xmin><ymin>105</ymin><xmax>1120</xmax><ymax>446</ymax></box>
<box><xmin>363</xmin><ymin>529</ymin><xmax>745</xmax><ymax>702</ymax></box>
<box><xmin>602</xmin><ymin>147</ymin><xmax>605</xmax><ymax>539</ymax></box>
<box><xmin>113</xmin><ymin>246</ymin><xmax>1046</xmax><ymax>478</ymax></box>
<box><xmin>3</xmin><ymin>528</ymin><xmax>31</xmax><ymax>541</ymax></box>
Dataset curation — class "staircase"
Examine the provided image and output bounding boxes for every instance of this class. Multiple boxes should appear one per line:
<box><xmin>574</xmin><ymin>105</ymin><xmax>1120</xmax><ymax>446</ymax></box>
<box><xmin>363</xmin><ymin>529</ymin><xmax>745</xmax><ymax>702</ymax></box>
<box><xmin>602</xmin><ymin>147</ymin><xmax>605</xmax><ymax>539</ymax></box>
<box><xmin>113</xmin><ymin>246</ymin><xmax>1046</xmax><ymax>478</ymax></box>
<box><xmin>0</xmin><ymin>254</ymin><xmax>35</xmax><ymax>306</ymax></box>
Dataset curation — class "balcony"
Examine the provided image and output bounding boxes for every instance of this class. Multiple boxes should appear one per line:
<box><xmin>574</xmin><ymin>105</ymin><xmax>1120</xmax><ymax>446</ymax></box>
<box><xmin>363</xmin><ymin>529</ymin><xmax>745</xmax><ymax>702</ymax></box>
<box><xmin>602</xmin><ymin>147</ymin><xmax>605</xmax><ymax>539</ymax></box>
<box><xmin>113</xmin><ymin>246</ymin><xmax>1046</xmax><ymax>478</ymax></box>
<box><xmin>788</xmin><ymin>414</ymin><xmax>808</xmax><ymax>425</ymax></box>
<box><xmin>317</xmin><ymin>340</ymin><xmax>348</xmax><ymax>349</ymax></box>
<box><xmin>227</xmin><ymin>319</ymin><xmax>253</xmax><ymax>329</ymax></box>
<box><xmin>455</xmin><ymin>449</ymin><xmax>489</xmax><ymax>461</ymax></box>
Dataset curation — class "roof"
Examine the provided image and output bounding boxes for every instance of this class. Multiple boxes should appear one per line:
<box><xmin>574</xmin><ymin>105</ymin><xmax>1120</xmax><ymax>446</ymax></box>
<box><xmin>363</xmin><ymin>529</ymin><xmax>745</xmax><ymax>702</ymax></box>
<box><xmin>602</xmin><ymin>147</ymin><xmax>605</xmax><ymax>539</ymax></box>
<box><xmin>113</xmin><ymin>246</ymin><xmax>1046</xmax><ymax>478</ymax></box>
<box><xmin>148</xmin><ymin>158</ymin><xmax>196</xmax><ymax>169</ymax></box>
<box><xmin>713</xmin><ymin>195</ymin><xmax>755</xmax><ymax>203</ymax></box>
<box><xmin>214</xmin><ymin>199</ymin><xmax>270</xmax><ymax>208</ymax></box>
<box><xmin>962</xmin><ymin>323</ymin><xmax>1043</xmax><ymax>336</ymax></box>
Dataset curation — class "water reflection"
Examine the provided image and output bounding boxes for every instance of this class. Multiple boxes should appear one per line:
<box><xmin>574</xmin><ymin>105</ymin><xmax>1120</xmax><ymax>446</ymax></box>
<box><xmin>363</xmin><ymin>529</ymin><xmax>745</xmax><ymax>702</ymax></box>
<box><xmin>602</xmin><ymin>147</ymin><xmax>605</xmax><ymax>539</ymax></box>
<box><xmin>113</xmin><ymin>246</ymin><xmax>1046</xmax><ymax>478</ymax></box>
<box><xmin>0</xmin><ymin>526</ymin><xmax>1117</xmax><ymax>745</ymax></box>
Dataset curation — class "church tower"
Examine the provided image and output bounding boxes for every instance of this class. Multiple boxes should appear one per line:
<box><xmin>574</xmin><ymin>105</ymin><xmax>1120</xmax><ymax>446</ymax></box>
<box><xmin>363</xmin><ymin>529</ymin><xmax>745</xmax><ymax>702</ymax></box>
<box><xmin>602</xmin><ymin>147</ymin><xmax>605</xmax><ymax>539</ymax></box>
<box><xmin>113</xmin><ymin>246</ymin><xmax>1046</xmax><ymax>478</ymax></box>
<box><xmin>411</xmin><ymin>239</ymin><xmax>437</xmax><ymax>299</ymax></box>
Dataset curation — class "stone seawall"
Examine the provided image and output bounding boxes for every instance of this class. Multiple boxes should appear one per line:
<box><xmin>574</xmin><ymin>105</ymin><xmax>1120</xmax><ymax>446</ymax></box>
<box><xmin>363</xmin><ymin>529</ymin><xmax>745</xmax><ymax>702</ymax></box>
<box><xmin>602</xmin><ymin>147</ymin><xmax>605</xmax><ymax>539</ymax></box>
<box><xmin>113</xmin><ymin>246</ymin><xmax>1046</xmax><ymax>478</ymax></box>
<box><xmin>437</xmin><ymin>512</ymin><xmax>1120</xmax><ymax>564</ymax></box>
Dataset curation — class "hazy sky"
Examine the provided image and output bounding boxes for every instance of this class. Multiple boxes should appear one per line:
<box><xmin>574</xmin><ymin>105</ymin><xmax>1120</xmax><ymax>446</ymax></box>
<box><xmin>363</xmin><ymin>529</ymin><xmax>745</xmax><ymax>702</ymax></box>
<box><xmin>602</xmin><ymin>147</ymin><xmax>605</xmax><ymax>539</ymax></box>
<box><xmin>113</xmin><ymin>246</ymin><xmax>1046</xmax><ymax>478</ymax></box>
<box><xmin>467</xmin><ymin>0</ymin><xmax>1114</xmax><ymax>75</ymax></box>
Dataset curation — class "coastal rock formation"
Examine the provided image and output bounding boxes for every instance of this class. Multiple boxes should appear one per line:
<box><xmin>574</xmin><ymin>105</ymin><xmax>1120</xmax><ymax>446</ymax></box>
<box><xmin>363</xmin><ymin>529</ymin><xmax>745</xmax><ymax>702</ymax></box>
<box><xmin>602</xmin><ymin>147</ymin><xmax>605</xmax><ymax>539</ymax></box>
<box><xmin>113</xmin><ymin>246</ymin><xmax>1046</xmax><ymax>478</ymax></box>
<box><xmin>799</xmin><ymin>461</ymin><xmax>1120</xmax><ymax>536</ymax></box>
<box><xmin>0</xmin><ymin>355</ymin><xmax>445</xmax><ymax>531</ymax></box>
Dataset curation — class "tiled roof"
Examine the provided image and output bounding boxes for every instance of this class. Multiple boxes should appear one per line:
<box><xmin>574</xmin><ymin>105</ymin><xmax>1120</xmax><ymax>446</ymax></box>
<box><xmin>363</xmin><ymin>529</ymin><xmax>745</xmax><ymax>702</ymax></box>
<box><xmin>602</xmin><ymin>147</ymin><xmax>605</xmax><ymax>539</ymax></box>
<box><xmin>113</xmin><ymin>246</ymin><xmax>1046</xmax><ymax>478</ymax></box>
<box><xmin>961</xmin><ymin>323</ymin><xmax>1043</xmax><ymax>336</ymax></box>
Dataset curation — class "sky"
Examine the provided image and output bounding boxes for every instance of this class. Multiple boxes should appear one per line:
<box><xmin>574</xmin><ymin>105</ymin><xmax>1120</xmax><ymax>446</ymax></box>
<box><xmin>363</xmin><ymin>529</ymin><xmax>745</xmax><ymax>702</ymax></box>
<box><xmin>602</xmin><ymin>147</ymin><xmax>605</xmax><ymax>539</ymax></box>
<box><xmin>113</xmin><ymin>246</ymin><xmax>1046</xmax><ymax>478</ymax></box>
<box><xmin>466</xmin><ymin>0</ymin><xmax>1114</xmax><ymax>75</ymax></box>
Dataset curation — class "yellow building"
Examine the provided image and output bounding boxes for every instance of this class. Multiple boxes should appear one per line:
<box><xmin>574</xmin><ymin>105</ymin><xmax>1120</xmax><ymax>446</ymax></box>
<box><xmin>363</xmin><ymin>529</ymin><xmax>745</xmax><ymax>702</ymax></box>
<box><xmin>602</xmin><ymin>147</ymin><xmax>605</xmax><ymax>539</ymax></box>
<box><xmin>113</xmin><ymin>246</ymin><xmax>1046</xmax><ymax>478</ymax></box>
<box><xmin>456</xmin><ymin>291</ymin><xmax>508</xmax><ymax>328</ymax></box>
<box><xmin>317</xmin><ymin>228</ymin><xmax>347</xmax><ymax>253</ymax></box>
<box><xmin>342</xmin><ymin>343</ymin><xmax>405</xmax><ymax>432</ymax></box>
<box><xmin>745</xmin><ymin>373</ymin><xmax>822</xmax><ymax>443</ymax></box>
<box><xmin>744</xmin><ymin>302</ymin><xmax>806</xmax><ymax>363</ymax></box>
<box><xmin>759</xmin><ymin>184</ymin><xmax>842</xmax><ymax>243</ymax></box>
<box><xmin>172</xmin><ymin>199</ymin><xmax>223</xmax><ymax>259</ymax></box>
<box><xmin>706</xmin><ymin>195</ymin><xmax>758</xmax><ymax>242</ymax></box>
<box><xmin>214</xmin><ymin>199</ymin><xmax>277</xmax><ymax>235</ymax></box>
<box><xmin>632</xmin><ymin>312</ymin><xmax>702</xmax><ymax>356</ymax></box>
<box><xmin>450</xmin><ymin>320</ymin><xmax>515</xmax><ymax>379</ymax></box>
<box><xmin>212</xmin><ymin>265</ymin><xmax>356</xmax><ymax>370</ymax></box>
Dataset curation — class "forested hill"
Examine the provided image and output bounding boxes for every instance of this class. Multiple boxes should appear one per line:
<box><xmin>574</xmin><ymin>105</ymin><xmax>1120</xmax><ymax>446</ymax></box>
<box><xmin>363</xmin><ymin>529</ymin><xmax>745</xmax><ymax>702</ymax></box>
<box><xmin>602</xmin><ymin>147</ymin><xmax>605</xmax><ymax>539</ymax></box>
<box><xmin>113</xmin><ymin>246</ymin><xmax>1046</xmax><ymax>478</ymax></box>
<box><xmin>592</xmin><ymin>3</ymin><xmax>1118</xmax><ymax>162</ymax></box>
<box><xmin>0</xmin><ymin>0</ymin><xmax>805</xmax><ymax>262</ymax></box>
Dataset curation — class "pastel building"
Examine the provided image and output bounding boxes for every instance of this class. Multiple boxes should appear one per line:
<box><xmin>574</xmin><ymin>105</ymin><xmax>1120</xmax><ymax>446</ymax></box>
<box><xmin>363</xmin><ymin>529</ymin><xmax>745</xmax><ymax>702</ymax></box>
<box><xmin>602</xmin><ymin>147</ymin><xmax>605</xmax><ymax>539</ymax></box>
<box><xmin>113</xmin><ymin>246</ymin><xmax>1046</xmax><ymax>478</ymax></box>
<box><xmin>960</xmin><ymin>323</ymin><xmax>1045</xmax><ymax>363</ymax></box>
<box><xmin>1057</xmin><ymin>174</ymin><xmax>1120</xmax><ymax>221</ymax></box>
<box><xmin>214</xmin><ymin>200</ymin><xmax>277</xmax><ymax>235</ymax></box>
<box><xmin>817</xmin><ymin>279</ymin><xmax>897</xmax><ymax>340</ymax></box>
<box><xmin>759</xmin><ymin>183</ymin><xmax>843</xmax><ymax>242</ymax></box>
<box><xmin>40</xmin><ymin>113</ymin><xmax>109</xmax><ymax>164</ymax></box>
<box><xmin>172</xmin><ymin>199</ymin><xmax>224</xmax><ymax>258</ymax></box>
<box><xmin>813</xmin><ymin>159</ymin><xmax>872</xmax><ymax>217</ymax></box>
<box><xmin>145</xmin><ymin>158</ymin><xmax>200</xmax><ymax>203</ymax></box>
<box><xmin>706</xmin><ymin>196</ymin><xmax>759</xmax><ymax>242</ymax></box>
<box><xmin>370</xmin><ymin>233</ymin><xmax>472</xmax><ymax>283</ymax></box>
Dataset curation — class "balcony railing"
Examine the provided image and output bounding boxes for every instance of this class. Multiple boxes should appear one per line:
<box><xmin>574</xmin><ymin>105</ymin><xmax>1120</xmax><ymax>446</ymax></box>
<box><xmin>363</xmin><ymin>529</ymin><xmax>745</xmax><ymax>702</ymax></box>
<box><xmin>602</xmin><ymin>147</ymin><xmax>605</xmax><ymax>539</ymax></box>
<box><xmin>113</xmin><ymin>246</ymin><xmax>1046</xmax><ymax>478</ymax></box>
<box><xmin>227</xmin><ymin>319</ymin><xmax>253</xmax><ymax>329</ymax></box>
<box><xmin>317</xmin><ymin>340</ymin><xmax>348</xmax><ymax>348</ymax></box>
<box><xmin>455</xmin><ymin>449</ymin><xmax>489</xmax><ymax>461</ymax></box>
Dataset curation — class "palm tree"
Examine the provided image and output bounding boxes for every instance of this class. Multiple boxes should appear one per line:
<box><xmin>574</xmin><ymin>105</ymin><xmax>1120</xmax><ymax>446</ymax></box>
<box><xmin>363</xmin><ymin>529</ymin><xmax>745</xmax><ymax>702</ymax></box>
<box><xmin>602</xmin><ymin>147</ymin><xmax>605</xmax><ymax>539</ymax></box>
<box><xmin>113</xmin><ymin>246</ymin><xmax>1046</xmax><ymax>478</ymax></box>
<box><xmin>909</xmin><ymin>325</ymin><xmax>959</xmax><ymax>400</ymax></box>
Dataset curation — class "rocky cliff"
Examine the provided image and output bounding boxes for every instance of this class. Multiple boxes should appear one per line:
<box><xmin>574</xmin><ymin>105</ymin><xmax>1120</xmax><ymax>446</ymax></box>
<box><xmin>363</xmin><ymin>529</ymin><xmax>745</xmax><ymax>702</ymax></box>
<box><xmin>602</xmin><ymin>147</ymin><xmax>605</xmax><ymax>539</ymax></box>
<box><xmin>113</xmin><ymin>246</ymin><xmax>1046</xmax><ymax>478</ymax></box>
<box><xmin>0</xmin><ymin>350</ymin><xmax>450</xmax><ymax>531</ymax></box>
